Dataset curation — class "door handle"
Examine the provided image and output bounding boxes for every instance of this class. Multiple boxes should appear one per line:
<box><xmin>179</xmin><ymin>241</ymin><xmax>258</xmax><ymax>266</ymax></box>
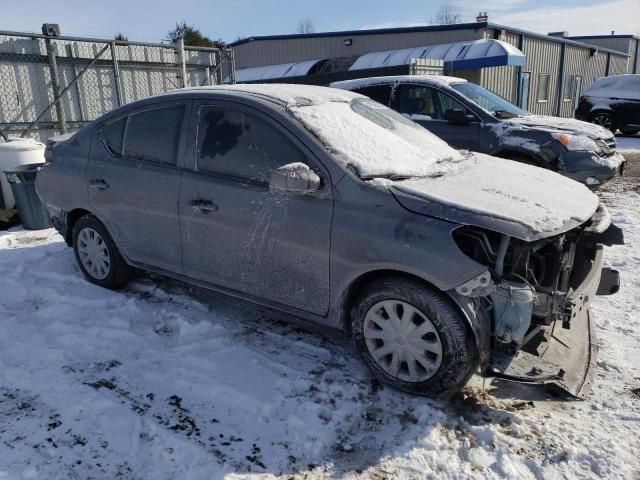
<box><xmin>89</xmin><ymin>178</ymin><xmax>110</xmax><ymax>190</ymax></box>
<box><xmin>190</xmin><ymin>198</ymin><xmax>218</xmax><ymax>214</ymax></box>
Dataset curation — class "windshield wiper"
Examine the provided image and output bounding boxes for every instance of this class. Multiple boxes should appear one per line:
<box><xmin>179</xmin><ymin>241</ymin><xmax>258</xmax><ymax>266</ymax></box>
<box><xmin>361</xmin><ymin>174</ymin><xmax>416</xmax><ymax>181</ymax></box>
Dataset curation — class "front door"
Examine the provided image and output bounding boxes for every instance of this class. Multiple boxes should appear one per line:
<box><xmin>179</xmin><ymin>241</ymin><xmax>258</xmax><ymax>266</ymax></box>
<box><xmin>86</xmin><ymin>101</ymin><xmax>189</xmax><ymax>272</ymax></box>
<box><xmin>179</xmin><ymin>102</ymin><xmax>333</xmax><ymax>315</ymax></box>
<box><xmin>394</xmin><ymin>84</ymin><xmax>482</xmax><ymax>151</ymax></box>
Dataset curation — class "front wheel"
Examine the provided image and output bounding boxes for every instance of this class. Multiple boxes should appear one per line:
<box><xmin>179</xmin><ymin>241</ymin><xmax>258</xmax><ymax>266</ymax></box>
<box><xmin>591</xmin><ymin>112</ymin><xmax>616</xmax><ymax>133</ymax></box>
<box><xmin>73</xmin><ymin>215</ymin><xmax>131</xmax><ymax>289</ymax></box>
<box><xmin>351</xmin><ymin>277</ymin><xmax>478</xmax><ymax>395</ymax></box>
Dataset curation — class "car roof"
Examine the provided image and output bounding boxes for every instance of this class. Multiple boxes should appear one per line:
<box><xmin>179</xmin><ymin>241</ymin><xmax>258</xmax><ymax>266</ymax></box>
<box><xmin>162</xmin><ymin>83</ymin><xmax>361</xmax><ymax>107</ymax></box>
<box><xmin>331</xmin><ymin>75</ymin><xmax>468</xmax><ymax>91</ymax></box>
<box><xmin>94</xmin><ymin>83</ymin><xmax>365</xmax><ymax>127</ymax></box>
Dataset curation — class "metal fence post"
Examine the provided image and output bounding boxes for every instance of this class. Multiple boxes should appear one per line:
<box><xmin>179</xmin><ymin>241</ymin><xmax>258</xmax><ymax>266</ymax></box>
<box><xmin>176</xmin><ymin>37</ymin><xmax>187</xmax><ymax>88</ymax></box>
<box><xmin>228</xmin><ymin>48</ymin><xmax>236</xmax><ymax>84</ymax></box>
<box><xmin>110</xmin><ymin>42</ymin><xmax>123</xmax><ymax>106</ymax></box>
<box><xmin>44</xmin><ymin>37</ymin><xmax>67</xmax><ymax>133</ymax></box>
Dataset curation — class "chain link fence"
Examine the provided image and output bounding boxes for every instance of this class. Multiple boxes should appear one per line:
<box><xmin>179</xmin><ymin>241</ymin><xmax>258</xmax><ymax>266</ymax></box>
<box><xmin>0</xmin><ymin>30</ymin><xmax>235</xmax><ymax>142</ymax></box>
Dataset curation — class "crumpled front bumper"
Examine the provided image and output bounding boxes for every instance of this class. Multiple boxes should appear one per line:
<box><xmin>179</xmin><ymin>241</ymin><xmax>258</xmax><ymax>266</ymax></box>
<box><xmin>561</xmin><ymin>151</ymin><xmax>626</xmax><ymax>187</ymax></box>
<box><xmin>488</xmin><ymin>245</ymin><xmax>612</xmax><ymax>398</ymax></box>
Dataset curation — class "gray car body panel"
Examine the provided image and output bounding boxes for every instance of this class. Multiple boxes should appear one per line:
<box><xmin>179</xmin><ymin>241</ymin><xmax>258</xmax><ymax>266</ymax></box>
<box><xmin>331</xmin><ymin>76</ymin><xmax>624</xmax><ymax>185</ymax></box>
<box><xmin>36</xmin><ymin>89</ymin><xmax>490</xmax><ymax>335</ymax></box>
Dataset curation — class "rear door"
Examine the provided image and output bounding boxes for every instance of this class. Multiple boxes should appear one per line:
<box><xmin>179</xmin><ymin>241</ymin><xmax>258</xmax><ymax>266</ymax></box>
<box><xmin>87</xmin><ymin>101</ymin><xmax>190</xmax><ymax>272</ymax></box>
<box><xmin>394</xmin><ymin>84</ymin><xmax>482</xmax><ymax>151</ymax></box>
<box><xmin>179</xmin><ymin>101</ymin><xmax>334</xmax><ymax>315</ymax></box>
<box><xmin>351</xmin><ymin>84</ymin><xmax>393</xmax><ymax>107</ymax></box>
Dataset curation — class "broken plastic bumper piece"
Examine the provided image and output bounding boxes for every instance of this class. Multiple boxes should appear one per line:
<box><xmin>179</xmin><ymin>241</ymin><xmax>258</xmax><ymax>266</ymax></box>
<box><xmin>486</xmin><ymin>246</ymin><xmax>606</xmax><ymax>398</ymax></box>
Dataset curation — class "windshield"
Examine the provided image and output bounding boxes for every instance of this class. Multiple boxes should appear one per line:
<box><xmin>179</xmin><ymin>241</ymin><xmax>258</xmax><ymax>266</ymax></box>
<box><xmin>288</xmin><ymin>97</ymin><xmax>467</xmax><ymax>179</ymax></box>
<box><xmin>452</xmin><ymin>83</ymin><xmax>527</xmax><ymax>118</ymax></box>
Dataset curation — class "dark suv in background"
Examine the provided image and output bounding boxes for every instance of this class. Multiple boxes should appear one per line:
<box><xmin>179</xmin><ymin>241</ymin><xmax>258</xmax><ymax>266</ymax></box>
<box><xmin>575</xmin><ymin>74</ymin><xmax>640</xmax><ymax>135</ymax></box>
<box><xmin>332</xmin><ymin>75</ymin><xmax>626</xmax><ymax>187</ymax></box>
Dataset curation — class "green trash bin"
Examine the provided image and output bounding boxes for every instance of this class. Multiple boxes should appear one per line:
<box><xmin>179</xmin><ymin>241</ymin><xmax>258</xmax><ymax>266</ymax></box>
<box><xmin>4</xmin><ymin>163</ymin><xmax>51</xmax><ymax>230</ymax></box>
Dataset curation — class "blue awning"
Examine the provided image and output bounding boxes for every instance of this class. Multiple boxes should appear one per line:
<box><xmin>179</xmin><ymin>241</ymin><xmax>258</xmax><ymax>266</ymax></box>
<box><xmin>349</xmin><ymin>39</ymin><xmax>526</xmax><ymax>71</ymax></box>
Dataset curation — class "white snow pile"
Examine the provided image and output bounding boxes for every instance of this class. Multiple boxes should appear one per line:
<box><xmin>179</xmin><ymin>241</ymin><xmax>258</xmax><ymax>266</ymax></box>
<box><xmin>392</xmin><ymin>153</ymin><xmax>599</xmax><ymax>239</ymax></box>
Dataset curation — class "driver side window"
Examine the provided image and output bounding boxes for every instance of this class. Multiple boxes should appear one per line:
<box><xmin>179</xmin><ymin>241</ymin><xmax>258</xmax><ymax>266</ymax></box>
<box><xmin>396</xmin><ymin>85</ymin><xmax>441</xmax><ymax>120</ymax></box>
<box><xmin>436</xmin><ymin>92</ymin><xmax>470</xmax><ymax>115</ymax></box>
<box><xmin>196</xmin><ymin>106</ymin><xmax>307</xmax><ymax>185</ymax></box>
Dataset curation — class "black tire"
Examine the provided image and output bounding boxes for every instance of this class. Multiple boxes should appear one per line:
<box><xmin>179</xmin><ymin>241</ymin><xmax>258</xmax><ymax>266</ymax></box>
<box><xmin>590</xmin><ymin>111</ymin><xmax>617</xmax><ymax>133</ymax></box>
<box><xmin>621</xmin><ymin>129</ymin><xmax>639</xmax><ymax>136</ymax></box>
<box><xmin>72</xmin><ymin>214</ymin><xmax>131</xmax><ymax>289</ymax></box>
<box><xmin>351</xmin><ymin>277</ymin><xmax>478</xmax><ymax>395</ymax></box>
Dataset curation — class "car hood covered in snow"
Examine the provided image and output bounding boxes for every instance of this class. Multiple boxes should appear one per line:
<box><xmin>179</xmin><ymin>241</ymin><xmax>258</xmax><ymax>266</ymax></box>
<box><xmin>389</xmin><ymin>153</ymin><xmax>600</xmax><ymax>241</ymax></box>
<box><xmin>502</xmin><ymin>115</ymin><xmax>613</xmax><ymax>140</ymax></box>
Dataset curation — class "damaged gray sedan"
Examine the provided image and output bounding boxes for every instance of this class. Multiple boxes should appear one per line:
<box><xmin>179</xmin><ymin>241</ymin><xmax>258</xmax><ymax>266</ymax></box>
<box><xmin>36</xmin><ymin>84</ymin><xmax>622</xmax><ymax>397</ymax></box>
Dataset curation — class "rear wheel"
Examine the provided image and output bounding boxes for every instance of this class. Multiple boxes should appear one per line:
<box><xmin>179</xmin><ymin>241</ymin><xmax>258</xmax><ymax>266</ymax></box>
<box><xmin>591</xmin><ymin>112</ymin><xmax>616</xmax><ymax>133</ymax></box>
<box><xmin>351</xmin><ymin>277</ymin><xmax>478</xmax><ymax>395</ymax></box>
<box><xmin>73</xmin><ymin>215</ymin><xmax>131</xmax><ymax>289</ymax></box>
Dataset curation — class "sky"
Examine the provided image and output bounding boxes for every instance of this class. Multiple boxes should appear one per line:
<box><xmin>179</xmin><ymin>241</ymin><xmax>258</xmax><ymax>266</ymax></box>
<box><xmin>1</xmin><ymin>0</ymin><xmax>639</xmax><ymax>43</ymax></box>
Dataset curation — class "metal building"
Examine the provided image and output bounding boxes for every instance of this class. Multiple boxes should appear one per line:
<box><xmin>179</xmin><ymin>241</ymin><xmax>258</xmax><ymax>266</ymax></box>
<box><xmin>231</xmin><ymin>21</ymin><xmax>635</xmax><ymax>118</ymax></box>
<box><xmin>567</xmin><ymin>34</ymin><xmax>640</xmax><ymax>74</ymax></box>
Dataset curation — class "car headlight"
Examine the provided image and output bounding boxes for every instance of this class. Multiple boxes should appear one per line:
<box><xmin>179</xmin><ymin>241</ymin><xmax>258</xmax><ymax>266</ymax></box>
<box><xmin>551</xmin><ymin>133</ymin><xmax>600</xmax><ymax>152</ymax></box>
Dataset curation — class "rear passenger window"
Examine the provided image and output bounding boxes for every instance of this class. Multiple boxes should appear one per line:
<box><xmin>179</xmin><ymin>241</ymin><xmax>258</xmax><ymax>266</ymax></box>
<box><xmin>197</xmin><ymin>106</ymin><xmax>306</xmax><ymax>184</ymax></box>
<box><xmin>124</xmin><ymin>105</ymin><xmax>184</xmax><ymax>165</ymax></box>
<box><xmin>354</xmin><ymin>85</ymin><xmax>392</xmax><ymax>106</ymax></box>
<box><xmin>99</xmin><ymin>117</ymin><xmax>126</xmax><ymax>156</ymax></box>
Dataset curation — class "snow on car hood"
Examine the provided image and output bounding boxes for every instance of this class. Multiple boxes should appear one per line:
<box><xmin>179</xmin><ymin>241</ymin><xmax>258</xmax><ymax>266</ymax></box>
<box><xmin>389</xmin><ymin>153</ymin><xmax>600</xmax><ymax>241</ymax></box>
<box><xmin>501</xmin><ymin>115</ymin><xmax>613</xmax><ymax>140</ymax></box>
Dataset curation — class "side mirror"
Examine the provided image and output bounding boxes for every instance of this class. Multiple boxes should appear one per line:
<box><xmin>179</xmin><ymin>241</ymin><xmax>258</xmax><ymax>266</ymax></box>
<box><xmin>269</xmin><ymin>163</ymin><xmax>321</xmax><ymax>195</ymax></box>
<box><xmin>444</xmin><ymin>109</ymin><xmax>476</xmax><ymax>124</ymax></box>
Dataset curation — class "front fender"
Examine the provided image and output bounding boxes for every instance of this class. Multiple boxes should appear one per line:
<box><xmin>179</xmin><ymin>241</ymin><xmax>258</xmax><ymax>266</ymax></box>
<box><xmin>447</xmin><ymin>292</ymin><xmax>492</xmax><ymax>366</ymax></box>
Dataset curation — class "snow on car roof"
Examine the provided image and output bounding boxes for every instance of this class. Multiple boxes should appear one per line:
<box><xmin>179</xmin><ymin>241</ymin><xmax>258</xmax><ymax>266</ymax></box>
<box><xmin>179</xmin><ymin>83</ymin><xmax>361</xmax><ymax>107</ymax></box>
<box><xmin>331</xmin><ymin>75</ymin><xmax>468</xmax><ymax>90</ymax></box>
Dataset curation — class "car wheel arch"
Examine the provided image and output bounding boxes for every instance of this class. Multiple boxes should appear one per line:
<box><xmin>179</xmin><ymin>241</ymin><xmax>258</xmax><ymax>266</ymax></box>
<box><xmin>64</xmin><ymin>208</ymin><xmax>98</xmax><ymax>246</ymax></box>
<box><xmin>339</xmin><ymin>269</ymin><xmax>479</xmax><ymax>343</ymax></box>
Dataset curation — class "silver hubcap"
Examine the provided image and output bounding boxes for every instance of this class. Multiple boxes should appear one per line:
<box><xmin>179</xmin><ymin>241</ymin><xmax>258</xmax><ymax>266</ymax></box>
<box><xmin>592</xmin><ymin>114</ymin><xmax>612</xmax><ymax>130</ymax></box>
<box><xmin>363</xmin><ymin>300</ymin><xmax>443</xmax><ymax>383</ymax></box>
<box><xmin>77</xmin><ymin>227</ymin><xmax>111</xmax><ymax>280</ymax></box>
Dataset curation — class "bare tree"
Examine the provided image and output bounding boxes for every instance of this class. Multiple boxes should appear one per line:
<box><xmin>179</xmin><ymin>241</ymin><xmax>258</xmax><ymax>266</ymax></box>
<box><xmin>432</xmin><ymin>3</ymin><xmax>463</xmax><ymax>25</ymax></box>
<box><xmin>296</xmin><ymin>18</ymin><xmax>315</xmax><ymax>34</ymax></box>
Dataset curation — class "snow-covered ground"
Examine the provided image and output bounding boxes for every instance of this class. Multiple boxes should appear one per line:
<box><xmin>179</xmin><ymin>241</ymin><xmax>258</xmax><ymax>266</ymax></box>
<box><xmin>1</xmin><ymin>180</ymin><xmax>639</xmax><ymax>479</ymax></box>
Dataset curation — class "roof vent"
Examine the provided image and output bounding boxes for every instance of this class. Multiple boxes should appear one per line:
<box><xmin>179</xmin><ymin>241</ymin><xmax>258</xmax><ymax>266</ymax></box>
<box><xmin>476</xmin><ymin>12</ymin><xmax>488</xmax><ymax>22</ymax></box>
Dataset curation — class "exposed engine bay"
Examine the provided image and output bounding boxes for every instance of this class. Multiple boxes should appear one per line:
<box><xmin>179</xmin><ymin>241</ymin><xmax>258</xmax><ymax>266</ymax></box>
<box><xmin>451</xmin><ymin>204</ymin><xmax>623</xmax><ymax>396</ymax></box>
